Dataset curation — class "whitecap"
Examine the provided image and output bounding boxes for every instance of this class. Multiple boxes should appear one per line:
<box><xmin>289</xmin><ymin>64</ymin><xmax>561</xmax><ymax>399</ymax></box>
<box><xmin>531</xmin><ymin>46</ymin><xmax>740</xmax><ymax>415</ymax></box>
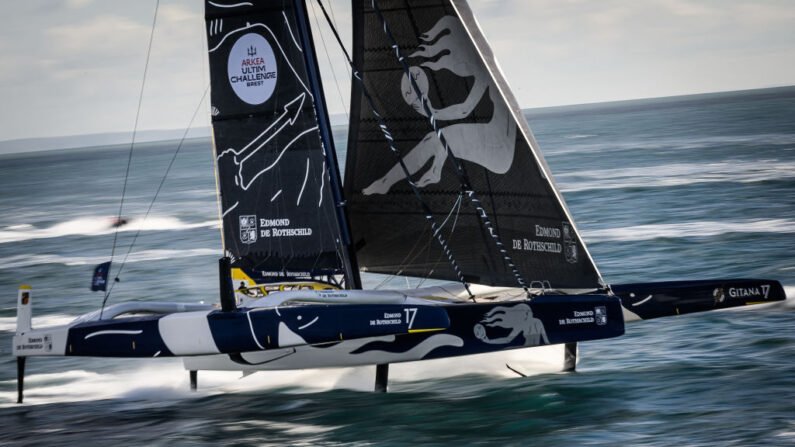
<box><xmin>558</xmin><ymin>159</ymin><xmax>795</xmax><ymax>192</ymax></box>
<box><xmin>0</xmin><ymin>314</ymin><xmax>75</xmax><ymax>332</ymax></box>
<box><xmin>0</xmin><ymin>216</ymin><xmax>220</xmax><ymax>244</ymax></box>
<box><xmin>0</xmin><ymin>248</ymin><xmax>220</xmax><ymax>270</ymax></box>
<box><xmin>583</xmin><ymin>218</ymin><xmax>795</xmax><ymax>242</ymax></box>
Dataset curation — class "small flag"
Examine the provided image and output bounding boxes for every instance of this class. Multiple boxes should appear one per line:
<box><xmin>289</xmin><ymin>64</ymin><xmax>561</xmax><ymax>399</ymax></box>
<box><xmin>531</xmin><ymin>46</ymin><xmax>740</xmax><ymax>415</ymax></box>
<box><xmin>91</xmin><ymin>262</ymin><xmax>111</xmax><ymax>291</ymax></box>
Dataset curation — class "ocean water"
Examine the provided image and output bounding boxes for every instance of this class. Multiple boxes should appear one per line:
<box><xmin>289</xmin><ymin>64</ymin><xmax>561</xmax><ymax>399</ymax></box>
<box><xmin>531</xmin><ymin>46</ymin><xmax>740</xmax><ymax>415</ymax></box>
<box><xmin>0</xmin><ymin>87</ymin><xmax>794</xmax><ymax>445</ymax></box>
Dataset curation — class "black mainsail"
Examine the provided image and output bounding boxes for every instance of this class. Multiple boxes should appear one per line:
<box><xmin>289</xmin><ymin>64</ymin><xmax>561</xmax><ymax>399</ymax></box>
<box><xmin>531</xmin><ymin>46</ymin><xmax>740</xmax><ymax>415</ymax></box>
<box><xmin>345</xmin><ymin>0</ymin><xmax>603</xmax><ymax>290</ymax></box>
<box><xmin>205</xmin><ymin>0</ymin><xmax>354</xmax><ymax>285</ymax></box>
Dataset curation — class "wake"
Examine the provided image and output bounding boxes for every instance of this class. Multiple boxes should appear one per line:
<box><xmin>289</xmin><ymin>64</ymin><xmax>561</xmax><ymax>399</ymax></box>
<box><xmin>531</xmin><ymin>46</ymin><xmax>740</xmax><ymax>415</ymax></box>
<box><xmin>0</xmin><ymin>216</ymin><xmax>219</xmax><ymax>244</ymax></box>
<box><xmin>0</xmin><ymin>248</ymin><xmax>219</xmax><ymax>270</ymax></box>
<box><xmin>557</xmin><ymin>159</ymin><xmax>795</xmax><ymax>193</ymax></box>
<box><xmin>583</xmin><ymin>218</ymin><xmax>795</xmax><ymax>242</ymax></box>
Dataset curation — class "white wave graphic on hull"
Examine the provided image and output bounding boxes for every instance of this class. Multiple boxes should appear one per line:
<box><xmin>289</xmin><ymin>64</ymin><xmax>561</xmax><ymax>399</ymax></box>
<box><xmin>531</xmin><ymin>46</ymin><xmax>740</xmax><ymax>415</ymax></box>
<box><xmin>583</xmin><ymin>218</ymin><xmax>795</xmax><ymax>242</ymax></box>
<box><xmin>0</xmin><ymin>216</ymin><xmax>219</xmax><ymax>244</ymax></box>
<box><xmin>0</xmin><ymin>248</ymin><xmax>219</xmax><ymax>270</ymax></box>
<box><xmin>557</xmin><ymin>160</ymin><xmax>795</xmax><ymax>193</ymax></box>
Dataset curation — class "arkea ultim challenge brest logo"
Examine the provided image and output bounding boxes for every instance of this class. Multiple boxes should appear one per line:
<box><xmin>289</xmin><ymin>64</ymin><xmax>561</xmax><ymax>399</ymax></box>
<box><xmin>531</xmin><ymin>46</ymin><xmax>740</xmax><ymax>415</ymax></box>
<box><xmin>227</xmin><ymin>32</ymin><xmax>277</xmax><ymax>105</ymax></box>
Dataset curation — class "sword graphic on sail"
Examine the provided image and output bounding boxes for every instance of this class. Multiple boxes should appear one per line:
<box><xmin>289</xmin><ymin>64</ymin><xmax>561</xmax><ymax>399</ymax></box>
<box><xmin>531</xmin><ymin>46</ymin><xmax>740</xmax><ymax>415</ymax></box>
<box><xmin>216</xmin><ymin>92</ymin><xmax>307</xmax><ymax>191</ymax></box>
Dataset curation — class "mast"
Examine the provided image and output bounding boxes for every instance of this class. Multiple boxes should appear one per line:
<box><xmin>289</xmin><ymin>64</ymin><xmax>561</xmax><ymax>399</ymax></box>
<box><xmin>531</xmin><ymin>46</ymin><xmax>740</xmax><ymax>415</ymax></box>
<box><xmin>292</xmin><ymin>0</ymin><xmax>361</xmax><ymax>289</ymax></box>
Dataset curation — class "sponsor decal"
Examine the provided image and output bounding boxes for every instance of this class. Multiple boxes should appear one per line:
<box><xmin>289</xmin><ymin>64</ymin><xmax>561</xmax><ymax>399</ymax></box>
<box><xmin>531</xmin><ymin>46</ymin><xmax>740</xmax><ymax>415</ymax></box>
<box><xmin>17</xmin><ymin>334</ymin><xmax>52</xmax><ymax>352</ymax></box>
<box><xmin>258</xmin><ymin>218</ymin><xmax>313</xmax><ymax>238</ymax></box>
<box><xmin>562</xmin><ymin>222</ymin><xmax>578</xmax><ymax>264</ymax></box>
<box><xmin>512</xmin><ymin>224</ymin><xmax>563</xmax><ymax>254</ymax></box>
<box><xmin>728</xmin><ymin>286</ymin><xmax>769</xmax><ymax>299</ymax></box>
<box><xmin>595</xmin><ymin>306</ymin><xmax>607</xmax><ymax>325</ymax></box>
<box><xmin>558</xmin><ymin>307</ymin><xmax>604</xmax><ymax>326</ymax></box>
<box><xmin>535</xmin><ymin>225</ymin><xmax>561</xmax><ymax>238</ymax></box>
<box><xmin>227</xmin><ymin>33</ymin><xmax>277</xmax><ymax>105</ymax></box>
<box><xmin>21</xmin><ymin>291</ymin><xmax>29</xmax><ymax>305</ymax></box>
<box><xmin>715</xmin><ymin>285</ymin><xmax>771</xmax><ymax>302</ymax></box>
<box><xmin>713</xmin><ymin>287</ymin><xmax>725</xmax><ymax>304</ymax></box>
<box><xmin>239</xmin><ymin>215</ymin><xmax>257</xmax><ymax>244</ymax></box>
<box><xmin>369</xmin><ymin>308</ymin><xmax>418</xmax><ymax>328</ymax></box>
<box><xmin>510</xmin><ymin>222</ymin><xmax>578</xmax><ymax>264</ymax></box>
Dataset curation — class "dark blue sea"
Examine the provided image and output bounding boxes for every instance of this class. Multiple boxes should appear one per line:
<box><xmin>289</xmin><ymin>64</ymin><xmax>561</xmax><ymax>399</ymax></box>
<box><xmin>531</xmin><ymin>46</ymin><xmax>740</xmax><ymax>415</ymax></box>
<box><xmin>1</xmin><ymin>87</ymin><xmax>793</xmax><ymax>446</ymax></box>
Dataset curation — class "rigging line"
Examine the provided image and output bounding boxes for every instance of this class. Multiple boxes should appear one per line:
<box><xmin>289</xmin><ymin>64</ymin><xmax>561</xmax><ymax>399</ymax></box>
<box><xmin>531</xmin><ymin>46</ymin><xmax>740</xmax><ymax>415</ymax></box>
<box><xmin>372</xmin><ymin>224</ymin><xmax>429</xmax><ymax>290</ymax></box>
<box><xmin>100</xmin><ymin>85</ymin><xmax>211</xmax><ymax>314</ymax></box>
<box><xmin>416</xmin><ymin>192</ymin><xmax>461</xmax><ymax>287</ymax></box>
<box><xmin>310</xmin><ymin>0</ymin><xmax>349</xmax><ymax>122</ymax></box>
<box><xmin>417</xmin><ymin>192</ymin><xmax>463</xmax><ymax>289</ymax></box>
<box><xmin>108</xmin><ymin>0</ymin><xmax>161</xmax><ymax>265</ymax></box>
<box><xmin>368</xmin><ymin>0</ymin><xmax>531</xmax><ymax>296</ymax></box>
<box><xmin>374</xmin><ymin>195</ymin><xmax>461</xmax><ymax>290</ymax></box>
<box><xmin>325</xmin><ymin>0</ymin><xmax>352</xmax><ymax>81</ymax></box>
<box><xmin>102</xmin><ymin>0</ymin><xmax>160</xmax><ymax>317</ymax></box>
<box><xmin>436</xmin><ymin>194</ymin><xmax>462</xmax><ymax>236</ymax></box>
<box><xmin>315</xmin><ymin>0</ymin><xmax>473</xmax><ymax>298</ymax></box>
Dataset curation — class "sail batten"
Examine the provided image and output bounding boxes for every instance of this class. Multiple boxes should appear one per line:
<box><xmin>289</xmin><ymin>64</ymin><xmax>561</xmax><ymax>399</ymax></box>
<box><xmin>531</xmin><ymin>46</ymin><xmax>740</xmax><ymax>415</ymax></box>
<box><xmin>345</xmin><ymin>0</ymin><xmax>603</xmax><ymax>290</ymax></box>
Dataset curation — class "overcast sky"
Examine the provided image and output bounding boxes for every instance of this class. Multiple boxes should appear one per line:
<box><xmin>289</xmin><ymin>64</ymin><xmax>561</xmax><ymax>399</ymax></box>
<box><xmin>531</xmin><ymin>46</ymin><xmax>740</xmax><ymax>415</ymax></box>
<box><xmin>1</xmin><ymin>0</ymin><xmax>793</xmax><ymax>141</ymax></box>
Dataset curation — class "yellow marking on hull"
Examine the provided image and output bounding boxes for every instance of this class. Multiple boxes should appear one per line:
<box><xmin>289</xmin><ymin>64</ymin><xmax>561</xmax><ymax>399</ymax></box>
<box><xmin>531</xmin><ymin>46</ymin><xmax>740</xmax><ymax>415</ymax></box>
<box><xmin>69</xmin><ymin>344</ymin><xmax>72</xmax><ymax>353</ymax></box>
<box><xmin>745</xmin><ymin>301</ymin><xmax>770</xmax><ymax>305</ymax></box>
<box><xmin>339</xmin><ymin>332</ymin><xmax>343</xmax><ymax>340</ymax></box>
<box><xmin>408</xmin><ymin>328</ymin><xmax>445</xmax><ymax>333</ymax></box>
<box><xmin>676</xmin><ymin>308</ymin><xmax>680</xmax><ymax>315</ymax></box>
<box><xmin>132</xmin><ymin>341</ymin><xmax>136</xmax><ymax>350</ymax></box>
<box><xmin>19</xmin><ymin>285</ymin><xmax>31</xmax><ymax>290</ymax></box>
<box><xmin>419</xmin><ymin>296</ymin><xmax>450</xmax><ymax>301</ymax></box>
<box><xmin>267</xmin><ymin>335</ymin><xmax>271</xmax><ymax>345</ymax></box>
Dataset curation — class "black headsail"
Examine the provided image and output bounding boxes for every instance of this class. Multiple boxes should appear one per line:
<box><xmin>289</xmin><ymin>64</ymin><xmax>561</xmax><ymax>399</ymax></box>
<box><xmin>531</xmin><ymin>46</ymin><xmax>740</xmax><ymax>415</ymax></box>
<box><xmin>344</xmin><ymin>0</ymin><xmax>603</xmax><ymax>290</ymax></box>
<box><xmin>205</xmin><ymin>0</ymin><xmax>356</xmax><ymax>286</ymax></box>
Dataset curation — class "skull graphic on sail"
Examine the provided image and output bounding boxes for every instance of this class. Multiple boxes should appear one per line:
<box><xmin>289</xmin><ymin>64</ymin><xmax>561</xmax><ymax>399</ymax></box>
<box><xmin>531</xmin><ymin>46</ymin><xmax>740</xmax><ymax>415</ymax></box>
<box><xmin>363</xmin><ymin>16</ymin><xmax>517</xmax><ymax>196</ymax></box>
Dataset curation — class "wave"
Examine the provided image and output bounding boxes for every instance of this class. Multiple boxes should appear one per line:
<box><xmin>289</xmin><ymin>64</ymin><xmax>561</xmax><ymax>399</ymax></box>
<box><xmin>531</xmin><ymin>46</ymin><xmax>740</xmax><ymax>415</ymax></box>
<box><xmin>562</xmin><ymin>134</ymin><xmax>597</xmax><ymax>140</ymax></box>
<box><xmin>583</xmin><ymin>218</ymin><xmax>795</xmax><ymax>242</ymax></box>
<box><xmin>0</xmin><ymin>248</ymin><xmax>220</xmax><ymax>270</ymax></box>
<box><xmin>0</xmin><ymin>346</ymin><xmax>567</xmax><ymax>406</ymax></box>
<box><xmin>0</xmin><ymin>314</ymin><xmax>75</xmax><ymax>332</ymax></box>
<box><xmin>0</xmin><ymin>364</ymin><xmax>356</xmax><ymax>406</ymax></box>
<box><xmin>0</xmin><ymin>216</ymin><xmax>219</xmax><ymax>245</ymax></box>
<box><xmin>545</xmin><ymin>132</ymin><xmax>795</xmax><ymax>156</ymax></box>
<box><xmin>557</xmin><ymin>159</ymin><xmax>795</xmax><ymax>192</ymax></box>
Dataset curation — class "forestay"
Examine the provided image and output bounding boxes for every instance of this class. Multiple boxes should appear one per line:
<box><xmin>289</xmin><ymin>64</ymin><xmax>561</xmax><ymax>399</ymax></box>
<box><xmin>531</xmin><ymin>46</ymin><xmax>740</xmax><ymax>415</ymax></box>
<box><xmin>205</xmin><ymin>0</ymin><xmax>351</xmax><ymax>283</ymax></box>
<box><xmin>344</xmin><ymin>0</ymin><xmax>603</xmax><ymax>290</ymax></box>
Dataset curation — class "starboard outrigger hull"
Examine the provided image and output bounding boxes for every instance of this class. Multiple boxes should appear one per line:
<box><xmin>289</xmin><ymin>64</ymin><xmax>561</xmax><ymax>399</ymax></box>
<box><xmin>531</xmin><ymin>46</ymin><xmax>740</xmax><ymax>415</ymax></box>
<box><xmin>614</xmin><ymin>278</ymin><xmax>787</xmax><ymax>321</ymax></box>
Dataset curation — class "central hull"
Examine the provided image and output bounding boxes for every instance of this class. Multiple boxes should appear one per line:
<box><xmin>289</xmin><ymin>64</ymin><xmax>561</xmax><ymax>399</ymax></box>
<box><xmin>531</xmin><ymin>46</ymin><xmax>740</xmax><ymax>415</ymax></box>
<box><xmin>14</xmin><ymin>293</ymin><xmax>624</xmax><ymax>371</ymax></box>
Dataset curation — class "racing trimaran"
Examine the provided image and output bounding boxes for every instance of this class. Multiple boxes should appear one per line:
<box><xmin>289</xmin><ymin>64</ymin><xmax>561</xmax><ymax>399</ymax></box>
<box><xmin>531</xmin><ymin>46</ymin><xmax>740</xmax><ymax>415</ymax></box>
<box><xmin>12</xmin><ymin>0</ymin><xmax>785</xmax><ymax>402</ymax></box>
